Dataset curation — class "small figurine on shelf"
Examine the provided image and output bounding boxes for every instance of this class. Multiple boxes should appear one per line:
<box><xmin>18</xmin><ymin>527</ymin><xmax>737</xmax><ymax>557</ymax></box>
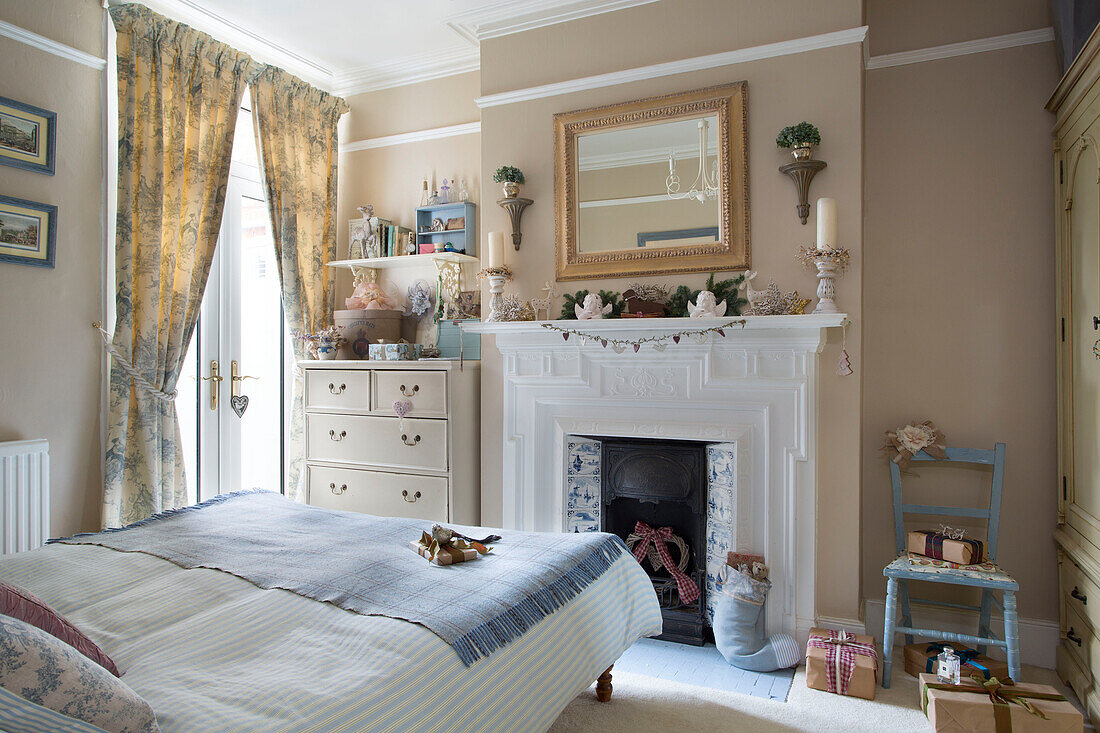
<box><xmin>407</xmin><ymin>280</ymin><xmax>434</xmax><ymax>317</ymax></box>
<box><xmin>575</xmin><ymin>293</ymin><xmax>613</xmax><ymax>320</ymax></box>
<box><xmin>687</xmin><ymin>290</ymin><xmax>727</xmax><ymax>318</ymax></box>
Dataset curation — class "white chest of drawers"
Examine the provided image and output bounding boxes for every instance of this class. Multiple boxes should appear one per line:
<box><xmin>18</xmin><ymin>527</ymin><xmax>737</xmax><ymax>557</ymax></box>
<box><xmin>300</xmin><ymin>360</ymin><xmax>480</xmax><ymax>525</ymax></box>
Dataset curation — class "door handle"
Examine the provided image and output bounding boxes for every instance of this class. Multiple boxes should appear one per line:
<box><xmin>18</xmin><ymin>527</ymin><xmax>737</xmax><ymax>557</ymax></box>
<box><xmin>231</xmin><ymin>360</ymin><xmax>259</xmax><ymax>397</ymax></box>
<box><xmin>400</xmin><ymin>384</ymin><xmax>420</xmax><ymax>397</ymax></box>
<box><xmin>200</xmin><ymin>360</ymin><xmax>222</xmax><ymax>410</ymax></box>
<box><xmin>401</xmin><ymin>434</ymin><xmax>421</xmax><ymax>446</ymax></box>
<box><xmin>1072</xmin><ymin>586</ymin><xmax>1088</xmax><ymax>605</ymax></box>
<box><xmin>330</xmin><ymin>482</ymin><xmax>347</xmax><ymax>495</ymax></box>
<box><xmin>402</xmin><ymin>490</ymin><xmax>421</xmax><ymax>503</ymax></box>
<box><xmin>1093</xmin><ymin>316</ymin><xmax>1100</xmax><ymax>330</ymax></box>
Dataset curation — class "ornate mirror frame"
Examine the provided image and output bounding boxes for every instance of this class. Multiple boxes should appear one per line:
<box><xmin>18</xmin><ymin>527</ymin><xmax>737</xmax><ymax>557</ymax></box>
<box><xmin>554</xmin><ymin>82</ymin><xmax>749</xmax><ymax>281</ymax></box>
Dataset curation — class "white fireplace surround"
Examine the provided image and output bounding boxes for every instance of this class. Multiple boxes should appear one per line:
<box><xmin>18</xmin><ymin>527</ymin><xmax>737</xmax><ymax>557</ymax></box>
<box><xmin>467</xmin><ymin>314</ymin><xmax>846</xmax><ymax>639</ymax></box>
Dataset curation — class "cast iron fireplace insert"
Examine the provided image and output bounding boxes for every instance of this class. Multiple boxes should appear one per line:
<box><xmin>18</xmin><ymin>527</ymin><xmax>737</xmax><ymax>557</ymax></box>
<box><xmin>596</xmin><ymin>436</ymin><xmax>708</xmax><ymax>645</ymax></box>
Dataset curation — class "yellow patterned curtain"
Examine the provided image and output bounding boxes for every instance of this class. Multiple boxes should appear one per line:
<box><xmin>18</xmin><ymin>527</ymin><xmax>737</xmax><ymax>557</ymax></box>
<box><xmin>249</xmin><ymin>67</ymin><xmax>348</xmax><ymax>501</ymax></box>
<box><xmin>105</xmin><ymin>4</ymin><xmax>253</xmax><ymax>526</ymax></box>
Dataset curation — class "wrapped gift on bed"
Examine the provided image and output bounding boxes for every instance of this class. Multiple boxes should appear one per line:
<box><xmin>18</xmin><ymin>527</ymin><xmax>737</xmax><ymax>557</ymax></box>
<box><xmin>908</xmin><ymin>529</ymin><xmax>985</xmax><ymax>565</ymax></box>
<box><xmin>919</xmin><ymin>673</ymin><xmax>1082</xmax><ymax>732</ymax></box>
<box><xmin>805</xmin><ymin>627</ymin><xmax>879</xmax><ymax>700</ymax></box>
<box><xmin>904</xmin><ymin>642</ymin><xmax>1009</xmax><ymax>682</ymax></box>
<box><xmin>410</xmin><ymin>532</ymin><xmax>480</xmax><ymax>566</ymax></box>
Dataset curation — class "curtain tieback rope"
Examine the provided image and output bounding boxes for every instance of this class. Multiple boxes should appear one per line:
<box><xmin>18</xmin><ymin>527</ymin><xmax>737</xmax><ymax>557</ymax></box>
<box><xmin>92</xmin><ymin>322</ymin><xmax>177</xmax><ymax>402</ymax></box>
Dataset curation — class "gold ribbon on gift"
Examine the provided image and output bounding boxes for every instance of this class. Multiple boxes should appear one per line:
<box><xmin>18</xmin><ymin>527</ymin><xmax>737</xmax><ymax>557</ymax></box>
<box><xmin>921</xmin><ymin>675</ymin><xmax>1067</xmax><ymax>732</ymax></box>
<box><xmin>419</xmin><ymin>531</ymin><xmax>492</xmax><ymax>562</ymax></box>
<box><xmin>883</xmin><ymin>420</ymin><xmax>947</xmax><ymax>470</ymax></box>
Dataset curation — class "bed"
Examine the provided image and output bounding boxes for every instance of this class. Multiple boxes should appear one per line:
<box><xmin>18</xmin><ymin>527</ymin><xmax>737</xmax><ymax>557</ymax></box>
<box><xmin>0</xmin><ymin>493</ymin><xmax>662</xmax><ymax>733</ymax></box>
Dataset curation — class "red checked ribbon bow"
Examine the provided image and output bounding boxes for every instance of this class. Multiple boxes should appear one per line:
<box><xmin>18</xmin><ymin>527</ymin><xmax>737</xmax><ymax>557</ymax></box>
<box><xmin>631</xmin><ymin>521</ymin><xmax>700</xmax><ymax>604</ymax></box>
<box><xmin>807</xmin><ymin>630</ymin><xmax>879</xmax><ymax>695</ymax></box>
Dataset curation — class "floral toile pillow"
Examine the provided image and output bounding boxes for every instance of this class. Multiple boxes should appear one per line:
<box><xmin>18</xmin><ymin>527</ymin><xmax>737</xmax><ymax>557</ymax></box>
<box><xmin>0</xmin><ymin>614</ymin><xmax>159</xmax><ymax>733</ymax></box>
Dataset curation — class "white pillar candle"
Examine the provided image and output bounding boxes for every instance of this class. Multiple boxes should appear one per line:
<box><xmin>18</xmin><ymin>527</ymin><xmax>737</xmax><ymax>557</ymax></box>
<box><xmin>816</xmin><ymin>197</ymin><xmax>837</xmax><ymax>251</ymax></box>
<box><xmin>487</xmin><ymin>231</ymin><xmax>505</xmax><ymax>268</ymax></box>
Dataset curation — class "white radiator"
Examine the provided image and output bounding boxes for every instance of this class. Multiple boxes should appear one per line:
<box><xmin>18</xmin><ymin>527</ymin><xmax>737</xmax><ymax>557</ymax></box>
<box><xmin>0</xmin><ymin>439</ymin><xmax>50</xmax><ymax>554</ymax></box>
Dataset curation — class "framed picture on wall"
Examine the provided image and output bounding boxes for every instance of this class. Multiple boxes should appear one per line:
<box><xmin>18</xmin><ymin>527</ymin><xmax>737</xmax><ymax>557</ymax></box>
<box><xmin>0</xmin><ymin>96</ymin><xmax>56</xmax><ymax>175</ymax></box>
<box><xmin>0</xmin><ymin>194</ymin><xmax>57</xmax><ymax>268</ymax></box>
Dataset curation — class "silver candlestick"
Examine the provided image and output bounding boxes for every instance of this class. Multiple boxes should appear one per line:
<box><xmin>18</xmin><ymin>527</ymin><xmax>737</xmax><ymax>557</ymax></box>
<box><xmin>797</xmin><ymin>246</ymin><xmax>850</xmax><ymax>315</ymax></box>
<box><xmin>478</xmin><ymin>266</ymin><xmax>513</xmax><ymax>322</ymax></box>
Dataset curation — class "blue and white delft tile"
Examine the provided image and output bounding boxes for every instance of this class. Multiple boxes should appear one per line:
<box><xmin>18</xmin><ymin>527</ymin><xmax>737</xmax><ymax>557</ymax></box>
<box><xmin>705</xmin><ymin>443</ymin><xmax>737</xmax><ymax>624</ymax></box>
<box><xmin>567</xmin><ymin>475</ymin><xmax>601</xmax><ymax>509</ymax></box>
<box><xmin>566</xmin><ymin>440</ymin><xmax>601</xmax><ymax>476</ymax></box>
<box><xmin>566</xmin><ymin>437</ymin><xmax>602</xmax><ymax>532</ymax></box>
<box><xmin>571</xmin><ymin>519</ymin><xmax>601</xmax><ymax>533</ymax></box>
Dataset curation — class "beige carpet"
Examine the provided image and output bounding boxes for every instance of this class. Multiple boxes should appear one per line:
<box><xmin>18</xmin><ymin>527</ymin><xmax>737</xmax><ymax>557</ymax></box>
<box><xmin>551</xmin><ymin>657</ymin><xmax>1079</xmax><ymax>732</ymax></box>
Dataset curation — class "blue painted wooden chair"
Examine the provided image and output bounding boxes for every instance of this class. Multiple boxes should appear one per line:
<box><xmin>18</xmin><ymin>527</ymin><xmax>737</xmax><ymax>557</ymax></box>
<box><xmin>881</xmin><ymin>443</ymin><xmax>1019</xmax><ymax>687</ymax></box>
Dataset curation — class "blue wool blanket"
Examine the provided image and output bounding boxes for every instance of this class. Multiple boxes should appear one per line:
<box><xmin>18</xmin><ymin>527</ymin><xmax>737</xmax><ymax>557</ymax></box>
<box><xmin>54</xmin><ymin>491</ymin><xmax>628</xmax><ymax>666</ymax></box>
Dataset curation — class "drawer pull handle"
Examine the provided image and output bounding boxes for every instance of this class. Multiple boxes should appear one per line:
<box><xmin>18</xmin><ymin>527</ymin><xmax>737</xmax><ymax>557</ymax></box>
<box><xmin>1072</xmin><ymin>586</ymin><xmax>1088</xmax><ymax>605</ymax></box>
<box><xmin>329</xmin><ymin>482</ymin><xmax>347</xmax><ymax>495</ymax></box>
<box><xmin>328</xmin><ymin>382</ymin><xmax>346</xmax><ymax>394</ymax></box>
<box><xmin>1067</xmin><ymin>628</ymin><xmax>1083</xmax><ymax>647</ymax></box>
<box><xmin>329</xmin><ymin>429</ymin><xmax>347</xmax><ymax>441</ymax></box>
<box><xmin>402</xmin><ymin>490</ymin><xmax>422</xmax><ymax>503</ymax></box>
<box><xmin>401</xmin><ymin>433</ymin><xmax>421</xmax><ymax>446</ymax></box>
<box><xmin>400</xmin><ymin>384</ymin><xmax>420</xmax><ymax>397</ymax></box>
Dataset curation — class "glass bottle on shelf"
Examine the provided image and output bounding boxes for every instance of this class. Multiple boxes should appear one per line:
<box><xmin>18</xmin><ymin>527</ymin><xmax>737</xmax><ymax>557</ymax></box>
<box><xmin>439</xmin><ymin>179</ymin><xmax>452</xmax><ymax>204</ymax></box>
<box><xmin>459</xmin><ymin>178</ymin><xmax>470</xmax><ymax>202</ymax></box>
<box><xmin>419</xmin><ymin>180</ymin><xmax>430</xmax><ymax>206</ymax></box>
<box><xmin>427</xmin><ymin>189</ymin><xmax>440</xmax><ymax>206</ymax></box>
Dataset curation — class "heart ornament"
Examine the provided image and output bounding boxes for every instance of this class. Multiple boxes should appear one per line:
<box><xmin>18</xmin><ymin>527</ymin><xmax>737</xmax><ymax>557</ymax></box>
<box><xmin>393</xmin><ymin>399</ymin><xmax>414</xmax><ymax>430</ymax></box>
<box><xmin>230</xmin><ymin>394</ymin><xmax>249</xmax><ymax>418</ymax></box>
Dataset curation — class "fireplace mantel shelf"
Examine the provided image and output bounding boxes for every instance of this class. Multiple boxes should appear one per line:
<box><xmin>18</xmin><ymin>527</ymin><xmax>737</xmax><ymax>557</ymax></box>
<box><xmin>464</xmin><ymin>313</ymin><xmax>847</xmax><ymax>335</ymax></box>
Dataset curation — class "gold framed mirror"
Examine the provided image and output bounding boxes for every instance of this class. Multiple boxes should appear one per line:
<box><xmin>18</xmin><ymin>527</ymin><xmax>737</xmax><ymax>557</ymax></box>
<box><xmin>554</xmin><ymin>82</ymin><xmax>749</xmax><ymax>281</ymax></box>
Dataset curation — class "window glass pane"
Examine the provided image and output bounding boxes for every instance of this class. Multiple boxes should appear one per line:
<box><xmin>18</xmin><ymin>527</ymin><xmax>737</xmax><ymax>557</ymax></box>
<box><xmin>236</xmin><ymin>193</ymin><xmax>286</xmax><ymax>493</ymax></box>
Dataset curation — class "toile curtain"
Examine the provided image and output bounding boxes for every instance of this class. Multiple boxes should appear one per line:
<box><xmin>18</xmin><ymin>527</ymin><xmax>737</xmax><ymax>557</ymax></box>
<box><xmin>249</xmin><ymin>66</ymin><xmax>348</xmax><ymax>501</ymax></box>
<box><xmin>104</xmin><ymin>4</ymin><xmax>253</xmax><ymax>527</ymax></box>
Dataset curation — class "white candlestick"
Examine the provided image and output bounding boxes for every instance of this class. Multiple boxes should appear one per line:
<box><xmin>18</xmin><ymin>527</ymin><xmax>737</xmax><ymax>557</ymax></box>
<box><xmin>816</xmin><ymin>197</ymin><xmax>836</xmax><ymax>251</ymax></box>
<box><xmin>487</xmin><ymin>231</ymin><xmax>504</xmax><ymax>268</ymax></box>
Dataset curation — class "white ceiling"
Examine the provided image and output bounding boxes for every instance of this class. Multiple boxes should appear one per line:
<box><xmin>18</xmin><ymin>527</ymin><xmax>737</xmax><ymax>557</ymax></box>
<box><xmin>132</xmin><ymin>0</ymin><xmax>660</xmax><ymax>97</ymax></box>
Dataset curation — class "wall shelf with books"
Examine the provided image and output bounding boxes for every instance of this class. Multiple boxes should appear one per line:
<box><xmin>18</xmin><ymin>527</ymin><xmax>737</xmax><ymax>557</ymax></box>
<box><xmin>415</xmin><ymin>201</ymin><xmax>476</xmax><ymax>257</ymax></box>
<box><xmin>327</xmin><ymin>252</ymin><xmax>479</xmax><ymax>271</ymax></box>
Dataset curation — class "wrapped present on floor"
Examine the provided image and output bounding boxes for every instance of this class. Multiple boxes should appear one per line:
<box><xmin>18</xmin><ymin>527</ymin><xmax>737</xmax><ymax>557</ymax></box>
<box><xmin>908</xmin><ymin>529</ymin><xmax>985</xmax><ymax>565</ymax></box>
<box><xmin>805</xmin><ymin>627</ymin><xmax>879</xmax><ymax>700</ymax></box>
<box><xmin>907</xmin><ymin>552</ymin><xmax>998</xmax><ymax>572</ymax></box>
<box><xmin>904</xmin><ymin>642</ymin><xmax>1009</xmax><ymax>682</ymax></box>
<box><xmin>920</xmin><ymin>673</ymin><xmax>1083</xmax><ymax>732</ymax></box>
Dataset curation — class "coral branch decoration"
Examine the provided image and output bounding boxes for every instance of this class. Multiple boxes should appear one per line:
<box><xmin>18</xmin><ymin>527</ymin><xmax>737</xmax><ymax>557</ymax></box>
<box><xmin>746</xmin><ymin>280</ymin><xmax>810</xmax><ymax>316</ymax></box>
<box><xmin>540</xmin><ymin>319</ymin><xmax>745</xmax><ymax>353</ymax></box>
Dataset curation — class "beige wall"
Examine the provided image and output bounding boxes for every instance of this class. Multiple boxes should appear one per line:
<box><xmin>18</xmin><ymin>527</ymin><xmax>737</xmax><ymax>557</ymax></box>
<box><xmin>0</xmin><ymin>0</ymin><xmax>105</xmax><ymax>536</ymax></box>
<box><xmin>865</xmin><ymin>0</ymin><xmax>1052</xmax><ymax>56</ymax></box>
<box><xmin>479</xmin><ymin>0</ymin><xmax>865</xmax><ymax>622</ymax></box>
<box><xmin>863</xmin><ymin>2</ymin><xmax>1061</xmax><ymax>622</ymax></box>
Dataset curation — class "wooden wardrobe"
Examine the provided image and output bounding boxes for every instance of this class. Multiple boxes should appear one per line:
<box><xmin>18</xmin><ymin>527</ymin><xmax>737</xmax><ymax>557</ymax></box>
<box><xmin>1051</xmin><ymin>23</ymin><xmax>1100</xmax><ymax>725</ymax></box>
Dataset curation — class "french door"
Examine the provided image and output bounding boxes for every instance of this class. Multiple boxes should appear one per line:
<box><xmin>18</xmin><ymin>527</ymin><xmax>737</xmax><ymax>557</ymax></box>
<box><xmin>175</xmin><ymin>102</ymin><xmax>294</xmax><ymax>502</ymax></box>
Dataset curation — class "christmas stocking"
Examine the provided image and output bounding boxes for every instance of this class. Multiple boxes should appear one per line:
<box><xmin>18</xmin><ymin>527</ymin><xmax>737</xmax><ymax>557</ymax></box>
<box><xmin>714</xmin><ymin>566</ymin><xmax>802</xmax><ymax>672</ymax></box>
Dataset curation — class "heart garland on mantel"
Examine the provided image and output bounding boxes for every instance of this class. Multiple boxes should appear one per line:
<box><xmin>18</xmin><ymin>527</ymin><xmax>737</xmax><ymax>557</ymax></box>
<box><xmin>230</xmin><ymin>394</ymin><xmax>249</xmax><ymax>418</ymax></box>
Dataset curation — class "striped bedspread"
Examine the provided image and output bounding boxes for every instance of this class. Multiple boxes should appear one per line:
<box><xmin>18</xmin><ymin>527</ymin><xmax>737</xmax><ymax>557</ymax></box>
<box><xmin>0</xmin><ymin>542</ymin><xmax>662</xmax><ymax>733</ymax></box>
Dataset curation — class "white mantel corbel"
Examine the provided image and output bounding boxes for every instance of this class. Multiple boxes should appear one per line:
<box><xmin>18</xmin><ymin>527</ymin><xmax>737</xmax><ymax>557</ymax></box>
<box><xmin>466</xmin><ymin>314</ymin><xmax>846</xmax><ymax>639</ymax></box>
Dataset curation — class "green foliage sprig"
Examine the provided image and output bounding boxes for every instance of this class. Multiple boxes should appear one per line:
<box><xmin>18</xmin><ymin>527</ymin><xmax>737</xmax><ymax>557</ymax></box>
<box><xmin>559</xmin><ymin>289</ymin><xmax>625</xmax><ymax>319</ymax></box>
<box><xmin>492</xmin><ymin>165</ymin><xmax>525</xmax><ymax>184</ymax></box>
<box><xmin>666</xmin><ymin>273</ymin><xmax>748</xmax><ymax>318</ymax></box>
<box><xmin>776</xmin><ymin>121</ymin><xmax>821</xmax><ymax>149</ymax></box>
